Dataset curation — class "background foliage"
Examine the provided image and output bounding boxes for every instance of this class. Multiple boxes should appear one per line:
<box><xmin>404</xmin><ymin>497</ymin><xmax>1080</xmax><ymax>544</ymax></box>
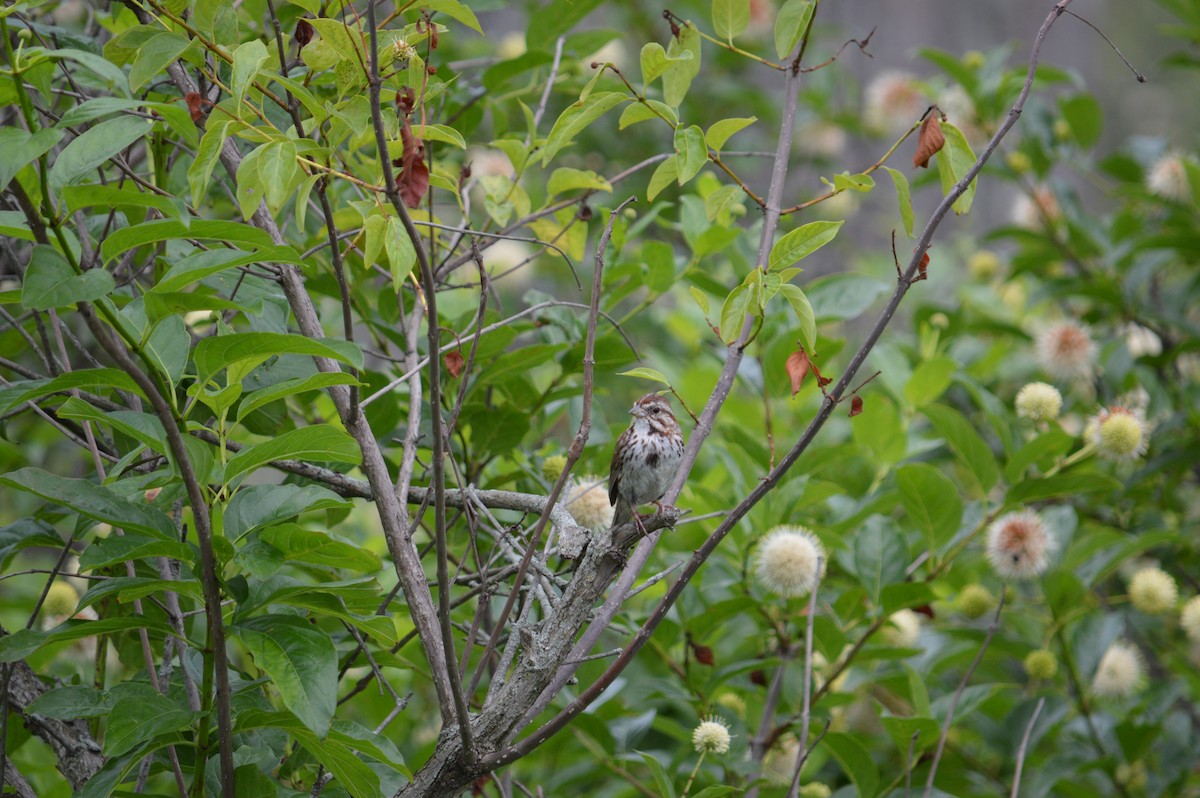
<box><xmin>1</xmin><ymin>0</ymin><xmax>1198</xmax><ymax>796</ymax></box>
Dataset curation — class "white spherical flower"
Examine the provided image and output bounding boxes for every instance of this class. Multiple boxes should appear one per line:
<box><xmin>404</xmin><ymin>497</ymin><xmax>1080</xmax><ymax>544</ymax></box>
<box><xmin>1011</xmin><ymin>185</ymin><xmax>1061</xmax><ymax>229</ymax></box>
<box><xmin>761</xmin><ymin>736</ymin><xmax>801</xmax><ymax>786</ymax></box>
<box><xmin>1015</xmin><ymin>382</ymin><xmax>1063</xmax><ymax>421</ymax></box>
<box><xmin>1180</xmin><ymin>596</ymin><xmax>1200</xmax><ymax>643</ymax></box>
<box><xmin>1089</xmin><ymin>406</ymin><xmax>1151</xmax><ymax>462</ymax></box>
<box><xmin>1128</xmin><ymin>567</ymin><xmax>1177</xmax><ymax>615</ymax></box>
<box><xmin>754</xmin><ymin>525</ymin><xmax>826</xmax><ymax>598</ymax></box>
<box><xmin>1091</xmin><ymin>641</ymin><xmax>1144</xmax><ymax>699</ymax></box>
<box><xmin>882</xmin><ymin>609</ymin><xmax>921</xmax><ymax>649</ymax></box>
<box><xmin>1146</xmin><ymin>152</ymin><xmax>1192</xmax><ymax>201</ymax></box>
<box><xmin>1035</xmin><ymin>320</ymin><xmax>1097</xmax><ymax>380</ymax></box>
<box><xmin>691</xmin><ymin>716</ymin><xmax>731</xmax><ymax>754</ymax></box>
<box><xmin>565</xmin><ymin>475</ymin><xmax>613</xmax><ymax>532</ymax></box>
<box><xmin>986</xmin><ymin>511</ymin><xmax>1053</xmax><ymax>580</ymax></box>
<box><xmin>1123</xmin><ymin>323</ymin><xmax>1162</xmax><ymax>358</ymax></box>
<box><xmin>864</xmin><ymin>70</ymin><xmax>926</xmax><ymax>133</ymax></box>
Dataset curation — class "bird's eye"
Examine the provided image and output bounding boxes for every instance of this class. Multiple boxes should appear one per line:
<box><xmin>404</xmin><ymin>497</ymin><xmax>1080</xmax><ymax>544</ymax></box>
<box><xmin>649</xmin><ymin>406</ymin><xmax>659</xmax><ymax>414</ymax></box>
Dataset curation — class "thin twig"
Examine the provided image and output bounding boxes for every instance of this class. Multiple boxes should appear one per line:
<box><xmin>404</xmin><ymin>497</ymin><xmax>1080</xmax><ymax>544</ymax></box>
<box><xmin>786</xmin><ymin>558</ymin><xmax>822</xmax><ymax>798</ymax></box>
<box><xmin>1010</xmin><ymin>697</ymin><xmax>1046</xmax><ymax>798</ymax></box>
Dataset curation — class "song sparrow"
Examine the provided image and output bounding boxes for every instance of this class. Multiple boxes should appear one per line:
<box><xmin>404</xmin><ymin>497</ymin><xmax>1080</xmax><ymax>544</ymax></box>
<box><xmin>608</xmin><ymin>394</ymin><xmax>685</xmax><ymax>533</ymax></box>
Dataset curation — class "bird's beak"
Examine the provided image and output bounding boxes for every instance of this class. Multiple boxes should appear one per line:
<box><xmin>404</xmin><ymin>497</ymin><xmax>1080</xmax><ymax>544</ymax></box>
<box><xmin>629</xmin><ymin>405</ymin><xmax>642</xmax><ymax>418</ymax></box>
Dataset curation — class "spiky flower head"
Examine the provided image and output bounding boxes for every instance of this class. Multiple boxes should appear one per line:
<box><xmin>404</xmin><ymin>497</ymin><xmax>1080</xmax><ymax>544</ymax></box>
<box><xmin>1015</xmin><ymin>382</ymin><xmax>1063</xmax><ymax>421</ymax></box>
<box><xmin>1128</xmin><ymin>567</ymin><xmax>1178</xmax><ymax>615</ymax></box>
<box><xmin>1089</xmin><ymin>406</ymin><xmax>1151</xmax><ymax>462</ymax></box>
<box><xmin>541</xmin><ymin>454</ymin><xmax>567</xmax><ymax>482</ymax></box>
<box><xmin>565</xmin><ymin>475</ymin><xmax>613</xmax><ymax>532</ymax></box>
<box><xmin>691</xmin><ymin>716</ymin><xmax>731</xmax><ymax>754</ymax></box>
<box><xmin>863</xmin><ymin>70</ymin><xmax>926</xmax><ymax>133</ymax></box>
<box><xmin>1091</xmin><ymin>641</ymin><xmax>1144</xmax><ymax>699</ymax></box>
<box><xmin>1035</xmin><ymin>320</ymin><xmax>1097</xmax><ymax>380</ymax></box>
<box><xmin>986</xmin><ymin>511</ymin><xmax>1053</xmax><ymax>580</ymax></box>
<box><xmin>392</xmin><ymin>40</ymin><xmax>417</xmax><ymax>63</ymax></box>
<box><xmin>957</xmin><ymin>584</ymin><xmax>995</xmax><ymax>619</ymax></box>
<box><xmin>1023</xmin><ymin>649</ymin><xmax>1058</xmax><ymax>680</ymax></box>
<box><xmin>754</xmin><ymin>525</ymin><xmax>826</xmax><ymax>598</ymax></box>
<box><xmin>1180</xmin><ymin>596</ymin><xmax>1200</xmax><ymax>643</ymax></box>
<box><xmin>882</xmin><ymin>609</ymin><xmax>921</xmax><ymax>649</ymax></box>
<box><xmin>967</xmin><ymin>250</ymin><xmax>1001</xmax><ymax>281</ymax></box>
<box><xmin>1146</xmin><ymin>152</ymin><xmax>1192</xmax><ymax>201</ymax></box>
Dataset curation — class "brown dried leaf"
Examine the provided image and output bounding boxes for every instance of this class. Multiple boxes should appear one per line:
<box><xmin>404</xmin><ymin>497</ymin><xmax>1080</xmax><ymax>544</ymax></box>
<box><xmin>444</xmin><ymin>351</ymin><xmax>464</xmax><ymax>379</ymax></box>
<box><xmin>913</xmin><ymin>112</ymin><xmax>945</xmax><ymax>169</ymax></box>
<box><xmin>397</xmin><ymin>115</ymin><xmax>429</xmax><ymax>208</ymax></box>
<box><xmin>849</xmin><ymin>395</ymin><xmax>864</xmax><ymax>417</ymax></box>
<box><xmin>786</xmin><ymin>350</ymin><xmax>810</xmax><ymax>397</ymax></box>
<box><xmin>750</xmin><ymin>669</ymin><xmax>767</xmax><ymax>687</ymax></box>
<box><xmin>185</xmin><ymin>92</ymin><xmax>205</xmax><ymax>124</ymax></box>
<box><xmin>693</xmin><ymin>645</ymin><xmax>715</xmax><ymax>666</ymax></box>
<box><xmin>810</xmin><ymin>360</ymin><xmax>832</xmax><ymax>388</ymax></box>
<box><xmin>916</xmin><ymin>251</ymin><xmax>930</xmax><ymax>281</ymax></box>
<box><xmin>294</xmin><ymin>19</ymin><xmax>314</xmax><ymax>49</ymax></box>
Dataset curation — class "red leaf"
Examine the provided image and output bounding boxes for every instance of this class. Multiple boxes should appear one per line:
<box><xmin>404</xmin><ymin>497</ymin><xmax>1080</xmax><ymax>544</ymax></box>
<box><xmin>185</xmin><ymin>92</ymin><xmax>205</xmax><ymax>124</ymax></box>
<box><xmin>849</xmin><ymin>395</ymin><xmax>864</xmax><ymax>417</ymax></box>
<box><xmin>786</xmin><ymin>350</ymin><xmax>810</xmax><ymax>397</ymax></box>
<box><xmin>294</xmin><ymin>19</ymin><xmax>314</xmax><ymax>50</ymax></box>
<box><xmin>916</xmin><ymin>251</ymin><xmax>930</xmax><ymax>281</ymax></box>
<box><xmin>396</xmin><ymin>116</ymin><xmax>429</xmax><ymax>208</ymax></box>
<box><xmin>809</xmin><ymin>360</ymin><xmax>832</xmax><ymax>388</ymax></box>
<box><xmin>444</xmin><ymin>351</ymin><xmax>464</xmax><ymax>379</ymax></box>
<box><xmin>913</xmin><ymin>112</ymin><xmax>945</xmax><ymax>169</ymax></box>
<box><xmin>693</xmin><ymin>645</ymin><xmax>715</xmax><ymax>666</ymax></box>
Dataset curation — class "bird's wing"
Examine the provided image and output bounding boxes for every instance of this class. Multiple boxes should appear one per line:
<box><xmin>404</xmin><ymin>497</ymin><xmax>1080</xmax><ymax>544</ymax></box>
<box><xmin>608</xmin><ymin>428</ymin><xmax>628</xmax><ymax>506</ymax></box>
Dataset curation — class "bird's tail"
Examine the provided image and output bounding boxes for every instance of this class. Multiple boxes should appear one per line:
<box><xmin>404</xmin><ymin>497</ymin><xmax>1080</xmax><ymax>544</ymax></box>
<box><xmin>612</xmin><ymin>498</ymin><xmax>633</xmax><ymax>529</ymax></box>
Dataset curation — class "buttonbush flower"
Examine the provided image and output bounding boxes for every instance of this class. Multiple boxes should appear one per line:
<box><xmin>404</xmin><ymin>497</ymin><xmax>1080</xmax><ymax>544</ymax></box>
<box><xmin>1035</xmin><ymin>320</ymin><xmax>1096</xmax><ymax>380</ymax></box>
<box><xmin>754</xmin><ymin>525</ymin><xmax>826</xmax><ymax>598</ymax></box>
<box><xmin>1128</xmin><ymin>567</ymin><xmax>1177</xmax><ymax>614</ymax></box>
<box><xmin>986</xmin><ymin>511</ymin><xmax>1053</xmax><ymax>580</ymax></box>
<box><xmin>1016</xmin><ymin>382</ymin><xmax>1063</xmax><ymax>421</ymax></box>
<box><xmin>1092</xmin><ymin>641</ymin><xmax>1144</xmax><ymax>699</ymax></box>
<box><xmin>691</xmin><ymin>716</ymin><xmax>731</xmax><ymax>754</ymax></box>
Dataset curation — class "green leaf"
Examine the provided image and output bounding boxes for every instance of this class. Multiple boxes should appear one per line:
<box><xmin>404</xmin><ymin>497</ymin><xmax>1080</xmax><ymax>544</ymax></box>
<box><xmin>21</xmin><ymin>245</ymin><xmax>113</xmax><ymax>310</ymax></box>
<box><xmin>637</xmin><ymin>752</ymin><xmax>676</xmax><ymax>798</ymax></box>
<box><xmin>224</xmin><ymin>483</ymin><xmax>349</xmax><ymax>539</ymax></box>
<box><xmin>547</xmin><ymin>167</ymin><xmax>613</xmax><ymax>196</ymax></box>
<box><xmin>849</xmin><ymin>519</ymin><xmax>907</xmax><ymax>605</ymax></box>
<box><xmin>936</xmin><ymin>121</ymin><xmax>978</xmax><ymax>215</ymax></box>
<box><xmin>1058</xmin><ymin>93</ymin><xmax>1102</xmax><ymax>149</ymax></box>
<box><xmin>779</xmin><ymin>284</ymin><xmax>816</xmax><ymax>353</ymax></box>
<box><xmin>882</xmin><ymin>582</ymin><xmax>938</xmax><ymax>615</ymax></box>
<box><xmin>718</xmin><ymin>283</ymin><xmax>751</xmax><ymax>345</ymax></box>
<box><xmin>690</xmin><ymin>286</ymin><xmax>711</xmax><ymax>316</ymax></box>
<box><xmin>895</xmin><ymin>463</ymin><xmax>962</xmax><ymax>549</ymax></box>
<box><xmin>153</xmin><ymin>247</ymin><xmax>303</xmax><ymax>294</ymax></box>
<box><xmin>618</xmin><ymin>100</ymin><xmax>677</xmax><ymax>129</ymax></box>
<box><xmin>923</xmin><ymin>404</ymin><xmax>999</xmax><ymax>494</ymax></box>
<box><xmin>104</xmin><ymin>693</ymin><xmax>194</xmax><ymax>758</ymax></box>
<box><xmin>78</xmin><ymin>534</ymin><xmax>194</xmax><ymax>570</ymax></box>
<box><xmin>639</xmin><ymin>43</ymin><xmax>676</xmax><ymax>86</ymax></box>
<box><xmin>63</xmin><ymin>184</ymin><xmax>183</xmax><ymax>219</ymax></box>
<box><xmin>0</xmin><ymin>369</ymin><xmax>143</xmax><ymax>415</ymax></box>
<box><xmin>0</xmin><ymin>519</ymin><xmax>63</xmax><ymax>571</ymax></box>
<box><xmin>774</xmin><ymin>0</ymin><xmax>814</xmax><ymax>59</ymax></box>
<box><xmin>705</xmin><ymin>116</ymin><xmax>756</xmax><ymax>153</ymax></box>
<box><xmin>768</xmin><ymin>220</ymin><xmax>843</xmax><ymax>271</ymax></box>
<box><xmin>385</xmin><ymin>216</ymin><xmax>417</xmax><ymax>286</ymax></box>
<box><xmin>128</xmin><ymin>32</ymin><xmax>191</xmax><ymax>93</ymax></box>
<box><xmin>235</xmin><ymin>710</ymin><xmax>381</xmax><ymax>798</ymax></box>
<box><xmin>712</xmin><ymin>0</ymin><xmax>750</xmax><ymax>40</ymax></box>
<box><xmin>100</xmin><ymin>218</ymin><xmax>279</xmax><ymax>265</ymax></box>
<box><xmin>258</xmin><ymin>140</ymin><xmax>300</xmax><ymax>213</ymax></box>
<box><xmin>0</xmin><ymin>127</ymin><xmax>63</xmax><ymax>189</ymax></box>
<box><xmin>0</xmin><ymin>617</ymin><xmax>172</xmax><ymax>663</ymax></box>
<box><xmin>49</xmin><ymin>115</ymin><xmax>155</xmax><ymax>189</ymax></box>
<box><xmin>193</xmin><ymin>332</ymin><xmax>363</xmax><ymax>385</ymax></box>
<box><xmin>224</xmin><ymin>426</ymin><xmax>361</xmax><ymax>486</ymax></box>
<box><xmin>830</xmin><ymin>171</ymin><xmax>875</xmax><ymax>192</ymax></box>
<box><xmin>189</xmin><ymin>119</ymin><xmax>232</xmax><ymax>206</ymax></box>
<box><xmin>1007</xmin><ymin>472</ymin><xmax>1122</xmax><ymax>504</ymax></box>
<box><xmin>541</xmin><ymin>92</ymin><xmax>627</xmax><ymax>165</ymax></box>
<box><xmin>1005</xmin><ymin>427</ymin><xmax>1074</xmax><ymax>483</ymax></box>
<box><xmin>883</xmin><ymin>166</ymin><xmax>914</xmax><ymax>238</ymax></box>
<box><xmin>420</xmin><ymin>0</ymin><xmax>483</xmax><ymax>33</ymax></box>
<box><xmin>662</xmin><ymin>24</ymin><xmax>702</xmax><ymax>107</ymax></box>
<box><xmin>231</xmin><ymin>39</ymin><xmax>269</xmax><ymax>111</ymax></box>
<box><xmin>0</xmin><ymin>467</ymin><xmax>176</xmax><ymax>537</ymax></box>
<box><xmin>26</xmin><ymin>685</ymin><xmax>109</xmax><ymax>719</ymax></box>
<box><xmin>806</xmin><ymin>272</ymin><xmax>889</xmax><ymax>322</ymax></box>
<box><xmin>822</xmin><ymin>732</ymin><xmax>879</xmax><ymax>798</ymax></box>
<box><xmin>236</xmin><ymin>615</ymin><xmax>337</xmax><ymax>737</ymax></box>
<box><xmin>237</xmin><ymin>372</ymin><xmax>359</xmax><ymax>423</ymax></box>
<box><xmin>904</xmin><ymin>355</ymin><xmax>957</xmax><ymax>406</ymax></box>
<box><xmin>674</xmin><ymin>124</ymin><xmax>707</xmax><ymax>184</ymax></box>
<box><xmin>647</xmin><ymin>155</ymin><xmax>679</xmax><ymax>201</ymax></box>
<box><xmin>77</xmin><ymin>576</ymin><xmax>202</xmax><ymax>613</ymax></box>
<box><xmin>260</xmin><ymin>525</ymin><xmax>381</xmax><ymax>573</ymax></box>
<box><xmin>617</xmin><ymin>367</ymin><xmax>670</xmax><ymax>385</ymax></box>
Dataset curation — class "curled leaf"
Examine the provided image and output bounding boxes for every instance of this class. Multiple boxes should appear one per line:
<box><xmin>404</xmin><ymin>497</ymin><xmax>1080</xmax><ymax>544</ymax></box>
<box><xmin>786</xmin><ymin>350</ymin><xmax>810</xmax><ymax>397</ymax></box>
<box><xmin>444</xmin><ymin>351</ymin><xmax>464</xmax><ymax>378</ymax></box>
<box><xmin>185</xmin><ymin>92</ymin><xmax>205</xmax><ymax>124</ymax></box>
<box><xmin>295</xmin><ymin>19</ymin><xmax>314</xmax><ymax>50</ymax></box>
<box><xmin>693</xmin><ymin>645</ymin><xmax>715</xmax><ymax>666</ymax></box>
<box><xmin>849</xmin><ymin>395</ymin><xmax>864</xmax><ymax>417</ymax></box>
<box><xmin>913</xmin><ymin>111</ymin><xmax>945</xmax><ymax>169</ymax></box>
<box><xmin>916</xmin><ymin>251</ymin><xmax>930</xmax><ymax>281</ymax></box>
